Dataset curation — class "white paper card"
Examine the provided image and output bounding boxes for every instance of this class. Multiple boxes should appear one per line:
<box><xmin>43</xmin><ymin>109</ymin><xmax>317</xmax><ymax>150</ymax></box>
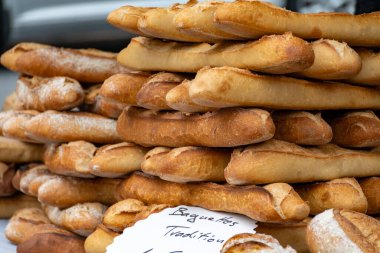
<box><xmin>107</xmin><ymin>205</ymin><xmax>257</xmax><ymax>253</ymax></box>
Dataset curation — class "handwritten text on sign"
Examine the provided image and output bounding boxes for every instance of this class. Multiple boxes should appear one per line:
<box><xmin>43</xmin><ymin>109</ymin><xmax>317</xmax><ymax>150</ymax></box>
<box><xmin>107</xmin><ymin>205</ymin><xmax>257</xmax><ymax>253</ymax></box>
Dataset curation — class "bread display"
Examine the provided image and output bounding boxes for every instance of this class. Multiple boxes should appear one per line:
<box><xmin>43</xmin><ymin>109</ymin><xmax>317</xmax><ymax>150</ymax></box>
<box><xmin>348</xmin><ymin>49</ymin><xmax>380</xmax><ymax>86</ymax></box>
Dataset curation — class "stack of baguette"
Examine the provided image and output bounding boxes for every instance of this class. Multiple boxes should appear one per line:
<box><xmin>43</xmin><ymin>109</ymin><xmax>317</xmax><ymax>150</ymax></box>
<box><xmin>1</xmin><ymin>1</ymin><xmax>380</xmax><ymax>252</ymax></box>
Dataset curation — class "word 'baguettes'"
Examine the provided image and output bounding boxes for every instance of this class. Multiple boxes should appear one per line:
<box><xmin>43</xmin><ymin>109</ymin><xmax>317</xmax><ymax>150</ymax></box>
<box><xmin>117</xmin><ymin>34</ymin><xmax>314</xmax><ymax>74</ymax></box>
<box><xmin>117</xmin><ymin>106</ymin><xmax>275</xmax><ymax>147</ymax></box>
<box><xmin>117</xmin><ymin>172</ymin><xmax>310</xmax><ymax>223</ymax></box>
<box><xmin>225</xmin><ymin>139</ymin><xmax>380</xmax><ymax>185</ymax></box>
<box><xmin>189</xmin><ymin>67</ymin><xmax>380</xmax><ymax>110</ymax></box>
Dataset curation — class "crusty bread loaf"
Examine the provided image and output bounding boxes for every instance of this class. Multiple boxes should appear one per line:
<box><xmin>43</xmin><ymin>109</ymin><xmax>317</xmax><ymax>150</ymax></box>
<box><xmin>84</xmin><ymin>225</ymin><xmax>119</xmax><ymax>253</ymax></box>
<box><xmin>44</xmin><ymin>141</ymin><xmax>96</xmax><ymax>178</ymax></box>
<box><xmin>295</xmin><ymin>178</ymin><xmax>368</xmax><ymax>215</ymax></box>
<box><xmin>136</xmin><ymin>72</ymin><xmax>186</xmax><ymax>111</ymax></box>
<box><xmin>272</xmin><ymin>111</ymin><xmax>333</xmax><ymax>146</ymax></box>
<box><xmin>16</xmin><ymin>75</ymin><xmax>84</xmax><ymax>111</ymax></box>
<box><xmin>256</xmin><ymin>218</ymin><xmax>310</xmax><ymax>253</ymax></box>
<box><xmin>306</xmin><ymin>209</ymin><xmax>380</xmax><ymax>253</ymax></box>
<box><xmin>0</xmin><ymin>136</ymin><xmax>44</xmax><ymax>163</ymax></box>
<box><xmin>359</xmin><ymin>177</ymin><xmax>380</xmax><ymax>214</ymax></box>
<box><xmin>25</xmin><ymin>110</ymin><xmax>121</xmax><ymax>143</ymax></box>
<box><xmin>43</xmin><ymin>202</ymin><xmax>107</xmax><ymax>236</ymax></box>
<box><xmin>221</xmin><ymin>233</ymin><xmax>296</xmax><ymax>253</ymax></box>
<box><xmin>117</xmin><ymin>172</ymin><xmax>310</xmax><ymax>223</ymax></box>
<box><xmin>17</xmin><ymin>164</ymin><xmax>57</xmax><ymax>197</ymax></box>
<box><xmin>117</xmin><ymin>106</ymin><xmax>275</xmax><ymax>147</ymax></box>
<box><xmin>2</xmin><ymin>92</ymin><xmax>24</xmax><ymax>111</ymax></box>
<box><xmin>166</xmin><ymin>79</ymin><xmax>216</xmax><ymax>113</ymax></box>
<box><xmin>331</xmin><ymin>111</ymin><xmax>380</xmax><ymax>148</ymax></box>
<box><xmin>189</xmin><ymin>67</ymin><xmax>380</xmax><ymax>110</ymax></box>
<box><xmin>2</xmin><ymin>110</ymin><xmax>40</xmax><ymax>143</ymax></box>
<box><xmin>225</xmin><ymin>139</ymin><xmax>380</xmax><ymax>185</ymax></box>
<box><xmin>141</xmin><ymin>146</ymin><xmax>230</xmax><ymax>183</ymax></box>
<box><xmin>0</xmin><ymin>194</ymin><xmax>41</xmax><ymax>218</ymax></box>
<box><xmin>296</xmin><ymin>39</ymin><xmax>362</xmax><ymax>80</ymax></box>
<box><xmin>214</xmin><ymin>0</ymin><xmax>380</xmax><ymax>46</ymax></box>
<box><xmin>0</xmin><ymin>163</ymin><xmax>16</xmax><ymax>196</ymax></box>
<box><xmin>38</xmin><ymin>177</ymin><xmax>121</xmax><ymax>208</ymax></box>
<box><xmin>0</xmin><ymin>42</ymin><xmax>132</xmax><ymax>83</ymax></box>
<box><xmin>348</xmin><ymin>49</ymin><xmax>380</xmax><ymax>86</ymax></box>
<box><xmin>102</xmin><ymin>199</ymin><xmax>168</xmax><ymax>232</ymax></box>
<box><xmin>117</xmin><ymin>34</ymin><xmax>314</xmax><ymax>74</ymax></box>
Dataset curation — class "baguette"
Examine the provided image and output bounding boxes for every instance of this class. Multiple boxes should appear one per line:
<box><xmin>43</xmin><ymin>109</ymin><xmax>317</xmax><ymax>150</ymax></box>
<box><xmin>136</xmin><ymin>72</ymin><xmax>186</xmax><ymax>111</ymax></box>
<box><xmin>25</xmin><ymin>110</ymin><xmax>121</xmax><ymax>144</ymax></box>
<box><xmin>141</xmin><ymin>146</ymin><xmax>230</xmax><ymax>183</ymax></box>
<box><xmin>117</xmin><ymin>172</ymin><xmax>310</xmax><ymax>223</ymax></box>
<box><xmin>0</xmin><ymin>136</ymin><xmax>44</xmax><ymax>163</ymax></box>
<box><xmin>255</xmin><ymin>218</ymin><xmax>310</xmax><ymax>253</ymax></box>
<box><xmin>2</xmin><ymin>110</ymin><xmax>40</xmax><ymax>143</ymax></box>
<box><xmin>0</xmin><ymin>163</ymin><xmax>16</xmax><ymax>196</ymax></box>
<box><xmin>221</xmin><ymin>233</ymin><xmax>296</xmax><ymax>253</ymax></box>
<box><xmin>38</xmin><ymin>177</ymin><xmax>121</xmax><ymax>208</ymax></box>
<box><xmin>117</xmin><ymin>34</ymin><xmax>314</xmax><ymax>74</ymax></box>
<box><xmin>225</xmin><ymin>139</ymin><xmax>380</xmax><ymax>185</ymax></box>
<box><xmin>166</xmin><ymin>79</ymin><xmax>216</xmax><ymax>113</ymax></box>
<box><xmin>43</xmin><ymin>202</ymin><xmax>107</xmax><ymax>236</ymax></box>
<box><xmin>16</xmin><ymin>75</ymin><xmax>84</xmax><ymax>111</ymax></box>
<box><xmin>117</xmin><ymin>106</ymin><xmax>275</xmax><ymax>147</ymax></box>
<box><xmin>189</xmin><ymin>66</ymin><xmax>380</xmax><ymax>110</ymax></box>
<box><xmin>214</xmin><ymin>0</ymin><xmax>380</xmax><ymax>46</ymax></box>
<box><xmin>17</xmin><ymin>164</ymin><xmax>57</xmax><ymax>197</ymax></box>
<box><xmin>296</xmin><ymin>39</ymin><xmax>361</xmax><ymax>80</ymax></box>
<box><xmin>0</xmin><ymin>42</ymin><xmax>132</xmax><ymax>83</ymax></box>
<box><xmin>306</xmin><ymin>209</ymin><xmax>380</xmax><ymax>253</ymax></box>
<box><xmin>84</xmin><ymin>225</ymin><xmax>119</xmax><ymax>253</ymax></box>
<box><xmin>272</xmin><ymin>111</ymin><xmax>333</xmax><ymax>146</ymax></box>
<box><xmin>348</xmin><ymin>49</ymin><xmax>380</xmax><ymax>86</ymax></box>
<box><xmin>359</xmin><ymin>177</ymin><xmax>380</xmax><ymax>214</ymax></box>
<box><xmin>2</xmin><ymin>91</ymin><xmax>24</xmax><ymax>111</ymax></box>
<box><xmin>331</xmin><ymin>111</ymin><xmax>380</xmax><ymax>148</ymax></box>
<box><xmin>295</xmin><ymin>178</ymin><xmax>368</xmax><ymax>215</ymax></box>
<box><xmin>44</xmin><ymin>141</ymin><xmax>96</xmax><ymax>178</ymax></box>
<box><xmin>0</xmin><ymin>194</ymin><xmax>40</xmax><ymax>218</ymax></box>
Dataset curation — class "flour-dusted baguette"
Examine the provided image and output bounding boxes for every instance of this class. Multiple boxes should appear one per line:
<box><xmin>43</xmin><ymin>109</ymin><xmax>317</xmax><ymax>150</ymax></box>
<box><xmin>256</xmin><ymin>218</ymin><xmax>310</xmax><ymax>253</ymax></box>
<box><xmin>117</xmin><ymin>172</ymin><xmax>310</xmax><ymax>223</ymax></box>
<box><xmin>84</xmin><ymin>225</ymin><xmax>119</xmax><ymax>253</ymax></box>
<box><xmin>331</xmin><ymin>111</ymin><xmax>380</xmax><ymax>148</ymax></box>
<box><xmin>0</xmin><ymin>136</ymin><xmax>44</xmax><ymax>163</ymax></box>
<box><xmin>38</xmin><ymin>177</ymin><xmax>121</xmax><ymax>208</ymax></box>
<box><xmin>295</xmin><ymin>178</ymin><xmax>368</xmax><ymax>215</ymax></box>
<box><xmin>2</xmin><ymin>92</ymin><xmax>24</xmax><ymax>111</ymax></box>
<box><xmin>44</xmin><ymin>141</ymin><xmax>96</xmax><ymax>178</ymax></box>
<box><xmin>214</xmin><ymin>0</ymin><xmax>380</xmax><ymax>47</ymax></box>
<box><xmin>141</xmin><ymin>146</ymin><xmax>230</xmax><ymax>183</ymax></box>
<box><xmin>0</xmin><ymin>163</ymin><xmax>16</xmax><ymax>196</ymax></box>
<box><xmin>296</xmin><ymin>39</ymin><xmax>361</xmax><ymax>80</ymax></box>
<box><xmin>25</xmin><ymin>110</ymin><xmax>121</xmax><ymax>143</ymax></box>
<box><xmin>16</xmin><ymin>75</ymin><xmax>84</xmax><ymax>111</ymax></box>
<box><xmin>136</xmin><ymin>72</ymin><xmax>186</xmax><ymax>111</ymax></box>
<box><xmin>0</xmin><ymin>42</ymin><xmax>132</xmax><ymax>83</ymax></box>
<box><xmin>117</xmin><ymin>106</ymin><xmax>275</xmax><ymax>147</ymax></box>
<box><xmin>306</xmin><ymin>209</ymin><xmax>380</xmax><ymax>253</ymax></box>
<box><xmin>221</xmin><ymin>233</ymin><xmax>296</xmax><ymax>253</ymax></box>
<box><xmin>90</xmin><ymin>142</ymin><xmax>148</xmax><ymax>178</ymax></box>
<box><xmin>225</xmin><ymin>139</ymin><xmax>380</xmax><ymax>185</ymax></box>
<box><xmin>117</xmin><ymin>34</ymin><xmax>314</xmax><ymax>74</ymax></box>
<box><xmin>2</xmin><ymin>110</ymin><xmax>39</xmax><ymax>143</ymax></box>
<box><xmin>0</xmin><ymin>194</ymin><xmax>40</xmax><ymax>218</ymax></box>
<box><xmin>17</xmin><ymin>164</ymin><xmax>57</xmax><ymax>197</ymax></box>
<box><xmin>43</xmin><ymin>202</ymin><xmax>107</xmax><ymax>236</ymax></box>
<box><xmin>359</xmin><ymin>177</ymin><xmax>380</xmax><ymax>214</ymax></box>
<box><xmin>166</xmin><ymin>79</ymin><xmax>216</xmax><ymax>113</ymax></box>
<box><xmin>348</xmin><ymin>49</ymin><xmax>380</xmax><ymax>86</ymax></box>
<box><xmin>272</xmin><ymin>111</ymin><xmax>332</xmax><ymax>146</ymax></box>
<box><xmin>189</xmin><ymin>67</ymin><xmax>380</xmax><ymax>110</ymax></box>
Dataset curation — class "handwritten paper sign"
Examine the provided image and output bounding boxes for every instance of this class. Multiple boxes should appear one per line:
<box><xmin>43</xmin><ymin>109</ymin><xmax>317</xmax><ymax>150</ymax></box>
<box><xmin>107</xmin><ymin>205</ymin><xmax>257</xmax><ymax>253</ymax></box>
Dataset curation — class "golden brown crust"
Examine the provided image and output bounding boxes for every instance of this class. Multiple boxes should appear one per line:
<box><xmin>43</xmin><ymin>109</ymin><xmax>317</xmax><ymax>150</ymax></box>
<box><xmin>117</xmin><ymin>106</ymin><xmax>275</xmax><ymax>147</ymax></box>
<box><xmin>272</xmin><ymin>111</ymin><xmax>332</xmax><ymax>146</ymax></box>
<box><xmin>0</xmin><ymin>42</ymin><xmax>132</xmax><ymax>83</ymax></box>
<box><xmin>17</xmin><ymin>164</ymin><xmax>57</xmax><ymax>197</ymax></box>
<box><xmin>359</xmin><ymin>177</ymin><xmax>380</xmax><ymax>214</ymax></box>
<box><xmin>225</xmin><ymin>139</ymin><xmax>380</xmax><ymax>185</ymax></box>
<box><xmin>1</xmin><ymin>110</ymin><xmax>40</xmax><ymax>143</ymax></box>
<box><xmin>348</xmin><ymin>48</ymin><xmax>380</xmax><ymax>86</ymax></box>
<box><xmin>117</xmin><ymin>34</ymin><xmax>314</xmax><ymax>74</ymax></box>
<box><xmin>84</xmin><ymin>225</ymin><xmax>119</xmax><ymax>253</ymax></box>
<box><xmin>295</xmin><ymin>178</ymin><xmax>368</xmax><ymax>215</ymax></box>
<box><xmin>2</xmin><ymin>92</ymin><xmax>24</xmax><ymax>111</ymax></box>
<box><xmin>189</xmin><ymin>66</ymin><xmax>380</xmax><ymax>110</ymax></box>
<box><xmin>331</xmin><ymin>111</ymin><xmax>380</xmax><ymax>148</ymax></box>
<box><xmin>117</xmin><ymin>172</ymin><xmax>309</xmax><ymax>223</ymax></box>
<box><xmin>0</xmin><ymin>163</ymin><xmax>16</xmax><ymax>196</ymax></box>
<box><xmin>0</xmin><ymin>194</ymin><xmax>41</xmax><ymax>218</ymax></box>
<box><xmin>141</xmin><ymin>146</ymin><xmax>230</xmax><ymax>183</ymax></box>
<box><xmin>0</xmin><ymin>136</ymin><xmax>45</xmax><ymax>163</ymax></box>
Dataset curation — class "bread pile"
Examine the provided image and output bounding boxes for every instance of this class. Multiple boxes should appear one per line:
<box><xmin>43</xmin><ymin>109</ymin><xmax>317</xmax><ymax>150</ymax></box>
<box><xmin>1</xmin><ymin>1</ymin><xmax>380</xmax><ymax>252</ymax></box>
